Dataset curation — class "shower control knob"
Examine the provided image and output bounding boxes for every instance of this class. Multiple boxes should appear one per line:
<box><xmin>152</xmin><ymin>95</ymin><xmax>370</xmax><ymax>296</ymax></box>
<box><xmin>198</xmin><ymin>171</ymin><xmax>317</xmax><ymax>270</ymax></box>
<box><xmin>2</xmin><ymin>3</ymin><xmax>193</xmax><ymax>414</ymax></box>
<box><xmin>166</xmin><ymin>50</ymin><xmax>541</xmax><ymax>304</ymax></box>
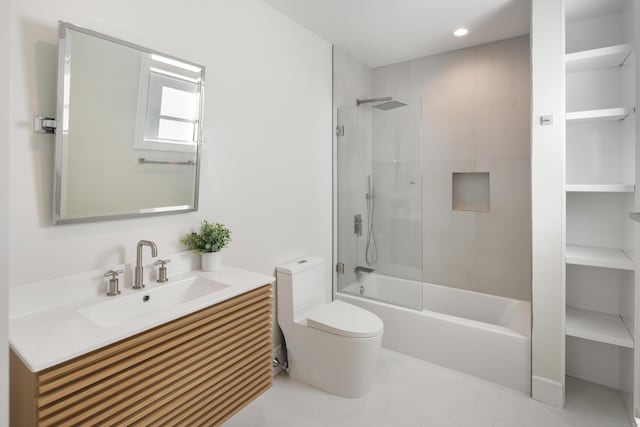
<box><xmin>354</xmin><ymin>214</ymin><xmax>363</xmax><ymax>236</ymax></box>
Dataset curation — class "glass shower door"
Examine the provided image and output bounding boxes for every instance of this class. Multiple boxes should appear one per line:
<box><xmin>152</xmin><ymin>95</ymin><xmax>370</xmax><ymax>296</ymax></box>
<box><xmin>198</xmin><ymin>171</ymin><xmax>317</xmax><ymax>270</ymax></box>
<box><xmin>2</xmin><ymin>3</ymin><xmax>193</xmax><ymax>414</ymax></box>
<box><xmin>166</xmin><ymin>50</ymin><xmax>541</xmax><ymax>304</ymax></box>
<box><xmin>336</xmin><ymin>97</ymin><xmax>423</xmax><ymax>310</ymax></box>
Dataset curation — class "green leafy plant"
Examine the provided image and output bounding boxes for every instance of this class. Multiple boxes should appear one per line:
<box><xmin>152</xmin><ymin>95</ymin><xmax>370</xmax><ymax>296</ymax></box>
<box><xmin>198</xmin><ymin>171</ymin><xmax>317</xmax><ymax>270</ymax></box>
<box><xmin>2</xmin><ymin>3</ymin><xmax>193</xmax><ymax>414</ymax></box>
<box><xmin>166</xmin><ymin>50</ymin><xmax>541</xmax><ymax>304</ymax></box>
<box><xmin>180</xmin><ymin>220</ymin><xmax>232</xmax><ymax>253</ymax></box>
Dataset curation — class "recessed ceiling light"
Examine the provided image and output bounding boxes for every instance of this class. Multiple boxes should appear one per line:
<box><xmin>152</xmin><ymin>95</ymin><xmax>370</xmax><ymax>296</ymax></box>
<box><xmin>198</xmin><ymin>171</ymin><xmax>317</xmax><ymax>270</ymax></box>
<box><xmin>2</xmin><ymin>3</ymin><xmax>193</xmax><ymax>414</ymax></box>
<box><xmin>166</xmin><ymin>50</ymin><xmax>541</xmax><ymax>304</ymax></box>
<box><xmin>454</xmin><ymin>28</ymin><xmax>469</xmax><ymax>37</ymax></box>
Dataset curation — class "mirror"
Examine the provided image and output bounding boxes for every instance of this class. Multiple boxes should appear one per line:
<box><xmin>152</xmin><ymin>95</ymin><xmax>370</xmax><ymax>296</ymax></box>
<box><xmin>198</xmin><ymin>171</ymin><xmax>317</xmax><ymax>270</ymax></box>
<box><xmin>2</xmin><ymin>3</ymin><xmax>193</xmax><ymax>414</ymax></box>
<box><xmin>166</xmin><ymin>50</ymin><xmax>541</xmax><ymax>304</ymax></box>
<box><xmin>53</xmin><ymin>22</ymin><xmax>204</xmax><ymax>224</ymax></box>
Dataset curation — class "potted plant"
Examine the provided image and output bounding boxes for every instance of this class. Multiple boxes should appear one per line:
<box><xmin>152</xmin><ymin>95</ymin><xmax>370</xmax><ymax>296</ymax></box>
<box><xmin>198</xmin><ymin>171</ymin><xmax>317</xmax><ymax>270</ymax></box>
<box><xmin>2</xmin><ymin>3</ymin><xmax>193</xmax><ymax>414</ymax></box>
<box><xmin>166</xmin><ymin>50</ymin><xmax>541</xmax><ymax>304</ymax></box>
<box><xmin>180</xmin><ymin>220</ymin><xmax>232</xmax><ymax>272</ymax></box>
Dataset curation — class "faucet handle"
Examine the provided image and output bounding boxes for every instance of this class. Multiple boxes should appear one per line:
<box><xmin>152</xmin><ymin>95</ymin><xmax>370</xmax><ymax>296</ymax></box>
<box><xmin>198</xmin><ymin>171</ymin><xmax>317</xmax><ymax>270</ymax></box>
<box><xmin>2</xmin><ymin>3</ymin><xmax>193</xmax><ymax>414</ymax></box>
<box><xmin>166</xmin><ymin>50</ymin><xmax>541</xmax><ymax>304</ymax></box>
<box><xmin>104</xmin><ymin>269</ymin><xmax>124</xmax><ymax>278</ymax></box>
<box><xmin>104</xmin><ymin>269</ymin><xmax>123</xmax><ymax>296</ymax></box>
<box><xmin>155</xmin><ymin>259</ymin><xmax>171</xmax><ymax>283</ymax></box>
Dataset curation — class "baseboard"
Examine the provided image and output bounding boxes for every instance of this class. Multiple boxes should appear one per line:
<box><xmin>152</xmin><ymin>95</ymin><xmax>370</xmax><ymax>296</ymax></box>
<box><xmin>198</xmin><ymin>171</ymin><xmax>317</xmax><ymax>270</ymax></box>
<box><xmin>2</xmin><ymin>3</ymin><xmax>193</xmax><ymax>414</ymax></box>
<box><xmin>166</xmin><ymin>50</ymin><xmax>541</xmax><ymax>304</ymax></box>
<box><xmin>532</xmin><ymin>376</ymin><xmax>564</xmax><ymax>408</ymax></box>
<box><xmin>622</xmin><ymin>390</ymin><xmax>634</xmax><ymax>426</ymax></box>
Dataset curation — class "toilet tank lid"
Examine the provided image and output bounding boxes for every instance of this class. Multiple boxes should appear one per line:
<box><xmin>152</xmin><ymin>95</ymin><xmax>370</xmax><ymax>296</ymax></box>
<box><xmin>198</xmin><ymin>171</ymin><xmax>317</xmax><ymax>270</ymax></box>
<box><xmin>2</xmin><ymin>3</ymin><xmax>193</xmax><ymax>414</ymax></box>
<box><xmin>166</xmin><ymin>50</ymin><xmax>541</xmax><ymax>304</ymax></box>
<box><xmin>276</xmin><ymin>257</ymin><xmax>324</xmax><ymax>275</ymax></box>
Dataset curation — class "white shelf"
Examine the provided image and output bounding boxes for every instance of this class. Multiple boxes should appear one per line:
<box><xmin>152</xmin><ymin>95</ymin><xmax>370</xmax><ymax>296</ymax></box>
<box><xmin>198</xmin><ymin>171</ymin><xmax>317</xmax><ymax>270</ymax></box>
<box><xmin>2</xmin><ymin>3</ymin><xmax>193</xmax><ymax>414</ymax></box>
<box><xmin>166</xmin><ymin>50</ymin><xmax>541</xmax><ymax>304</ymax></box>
<box><xmin>566</xmin><ymin>245</ymin><xmax>635</xmax><ymax>270</ymax></box>
<box><xmin>566</xmin><ymin>107</ymin><xmax>634</xmax><ymax>123</ymax></box>
<box><xmin>565</xmin><ymin>184</ymin><xmax>635</xmax><ymax>193</ymax></box>
<box><xmin>566</xmin><ymin>306</ymin><xmax>634</xmax><ymax>348</ymax></box>
<box><xmin>566</xmin><ymin>44</ymin><xmax>633</xmax><ymax>73</ymax></box>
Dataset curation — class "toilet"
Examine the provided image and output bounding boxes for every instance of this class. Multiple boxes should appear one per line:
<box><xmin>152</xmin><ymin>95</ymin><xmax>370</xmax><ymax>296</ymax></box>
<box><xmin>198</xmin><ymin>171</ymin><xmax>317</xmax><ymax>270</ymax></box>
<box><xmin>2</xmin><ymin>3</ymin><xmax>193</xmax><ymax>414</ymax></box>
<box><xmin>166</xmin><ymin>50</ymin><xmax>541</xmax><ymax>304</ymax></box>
<box><xmin>276</xmin><ymin>257</ymin><xmax>383</xmax><ymax>398</ymax></box>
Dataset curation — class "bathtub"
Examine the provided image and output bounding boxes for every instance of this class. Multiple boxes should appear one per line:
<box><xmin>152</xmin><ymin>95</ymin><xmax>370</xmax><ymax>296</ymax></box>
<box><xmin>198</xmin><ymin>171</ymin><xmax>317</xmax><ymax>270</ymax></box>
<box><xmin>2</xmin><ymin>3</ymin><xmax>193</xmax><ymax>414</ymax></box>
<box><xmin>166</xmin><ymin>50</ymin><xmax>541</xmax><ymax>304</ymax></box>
<box><xmin>338</xmin><ymin>274</ymin><xmax>531</xmax><ymax>394</ymax></box>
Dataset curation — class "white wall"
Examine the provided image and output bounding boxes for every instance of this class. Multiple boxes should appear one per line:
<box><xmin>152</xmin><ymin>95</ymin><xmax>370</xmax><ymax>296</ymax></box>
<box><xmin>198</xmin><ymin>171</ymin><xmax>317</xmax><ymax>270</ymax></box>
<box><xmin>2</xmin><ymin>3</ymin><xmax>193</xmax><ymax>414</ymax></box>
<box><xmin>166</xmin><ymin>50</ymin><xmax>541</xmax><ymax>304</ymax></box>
<box><xmin>371</xmin><ymin>36</ymin><xmax>532</xmax><ymax>302</ymax></box>
<box><xmin>9</xmin><ymin>0</ymin><xmax>332</xmax><ymax>361</ymax></box>
<box><xmin>530</xmin><ymin>0</ymin><xmax>566</xmax><ymax>407</ymax></box>
<box><xmin>1</xmin><ymin>0</ymin><xmax>10</xmax><ymax>423</ymax></box>
<box><xmin>333</xmin><ymin>47</ymin><xmax>373</xmax><ymax>110</ymax></box>
<box><xmin>566</xmin><ymin>12</ymin><xmax>630</xmax><ymax>53</ymax></box>
<box><xmin>9</xmin><ymin>0</ymin><xmax>332</xmax><ymax>285</ymax></box>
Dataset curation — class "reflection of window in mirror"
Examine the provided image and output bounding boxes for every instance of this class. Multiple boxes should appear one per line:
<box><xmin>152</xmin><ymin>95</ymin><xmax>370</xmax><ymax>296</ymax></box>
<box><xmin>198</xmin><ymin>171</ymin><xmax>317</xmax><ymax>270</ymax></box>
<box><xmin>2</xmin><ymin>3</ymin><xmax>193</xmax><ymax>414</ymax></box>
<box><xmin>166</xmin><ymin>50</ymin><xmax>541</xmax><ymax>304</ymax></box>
<box><xmin>134</xmin><ymin>54</ymin><xmax>202</xmax><ymax>152</ymax></box>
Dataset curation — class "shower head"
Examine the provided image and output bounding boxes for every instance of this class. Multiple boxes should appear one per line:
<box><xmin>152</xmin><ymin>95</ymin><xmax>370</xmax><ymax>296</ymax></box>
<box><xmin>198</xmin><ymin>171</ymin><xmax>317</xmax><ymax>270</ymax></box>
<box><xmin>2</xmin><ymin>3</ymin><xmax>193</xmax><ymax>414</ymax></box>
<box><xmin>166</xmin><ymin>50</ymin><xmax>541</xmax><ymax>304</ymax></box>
<box><xmin>357</xmin><ymin>97</ymin><xmax>390</xmax><ymax>106</ymax></box>
<box><xmin>372</xmin><ymin>100</ymin><xmax>407</xmax><ymax>110</ymax></box>
<box><xmin>356</xmin><ymin>97</ymin><xmax>407</xmax><ymax>110</ymax></box>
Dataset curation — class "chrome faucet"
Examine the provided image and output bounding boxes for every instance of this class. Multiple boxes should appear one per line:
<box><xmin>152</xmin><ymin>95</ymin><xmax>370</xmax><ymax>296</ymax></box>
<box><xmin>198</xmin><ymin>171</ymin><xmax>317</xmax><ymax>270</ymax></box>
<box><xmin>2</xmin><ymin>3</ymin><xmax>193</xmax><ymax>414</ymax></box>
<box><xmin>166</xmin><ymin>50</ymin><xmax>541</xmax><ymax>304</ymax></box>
<box><xmin>134</xmin><ymin>240</ymin><xmax>158</xmax><ymax>289</ymax></box>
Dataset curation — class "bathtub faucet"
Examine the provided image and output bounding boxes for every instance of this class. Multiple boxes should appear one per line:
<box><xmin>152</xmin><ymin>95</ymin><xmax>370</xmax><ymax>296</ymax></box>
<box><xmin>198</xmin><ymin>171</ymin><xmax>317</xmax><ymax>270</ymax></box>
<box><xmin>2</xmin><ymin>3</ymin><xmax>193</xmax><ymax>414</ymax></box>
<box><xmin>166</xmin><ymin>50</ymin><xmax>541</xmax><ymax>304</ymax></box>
<box><xmin>354</xmin><ymin>266</ymin><xmax>374</xmax><ymax>296</ymax></box>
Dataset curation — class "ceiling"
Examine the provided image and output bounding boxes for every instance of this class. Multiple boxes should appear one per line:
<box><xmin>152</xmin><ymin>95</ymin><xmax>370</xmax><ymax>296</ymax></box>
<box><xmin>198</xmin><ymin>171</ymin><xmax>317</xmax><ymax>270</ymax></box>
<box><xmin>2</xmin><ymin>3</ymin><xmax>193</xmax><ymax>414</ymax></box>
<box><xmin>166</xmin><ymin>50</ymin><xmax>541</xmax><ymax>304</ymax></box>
<box><xmin>262</xmin><ymin>0</ymin><xmax>531</xmax><ymax>68</ymax></box>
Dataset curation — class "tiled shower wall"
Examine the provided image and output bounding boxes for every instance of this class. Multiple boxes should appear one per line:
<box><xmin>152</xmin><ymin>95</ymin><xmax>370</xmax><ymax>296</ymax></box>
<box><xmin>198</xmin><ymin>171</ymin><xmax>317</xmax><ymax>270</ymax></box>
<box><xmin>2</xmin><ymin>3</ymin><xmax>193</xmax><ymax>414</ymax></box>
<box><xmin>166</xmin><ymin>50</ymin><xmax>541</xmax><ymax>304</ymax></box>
<box><xmin>372</xmin><ymin>36</ymin><xmax>532</xmax><ymax>301</ymax></box>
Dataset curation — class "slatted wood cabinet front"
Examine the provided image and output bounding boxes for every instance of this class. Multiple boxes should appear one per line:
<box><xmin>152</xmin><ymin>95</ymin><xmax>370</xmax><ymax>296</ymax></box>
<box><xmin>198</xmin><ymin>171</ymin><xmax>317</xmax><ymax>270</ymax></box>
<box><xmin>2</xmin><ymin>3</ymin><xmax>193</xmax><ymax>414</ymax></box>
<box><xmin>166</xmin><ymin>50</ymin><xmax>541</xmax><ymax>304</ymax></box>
<box><xmin>11</xmin><ymin>284</ymin><xmax>273</xmax><ymax>426</ymax></box>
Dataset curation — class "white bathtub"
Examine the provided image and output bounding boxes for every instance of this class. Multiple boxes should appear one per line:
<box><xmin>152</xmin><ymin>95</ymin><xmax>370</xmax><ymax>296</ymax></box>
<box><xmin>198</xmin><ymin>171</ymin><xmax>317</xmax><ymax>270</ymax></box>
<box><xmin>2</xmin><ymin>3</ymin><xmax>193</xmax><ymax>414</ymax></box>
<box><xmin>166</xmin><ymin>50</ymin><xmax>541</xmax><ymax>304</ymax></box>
<box><xmin>338</xmin><ymin>274</ymin><xmax>531</xmax><ymax>394</ymax></box>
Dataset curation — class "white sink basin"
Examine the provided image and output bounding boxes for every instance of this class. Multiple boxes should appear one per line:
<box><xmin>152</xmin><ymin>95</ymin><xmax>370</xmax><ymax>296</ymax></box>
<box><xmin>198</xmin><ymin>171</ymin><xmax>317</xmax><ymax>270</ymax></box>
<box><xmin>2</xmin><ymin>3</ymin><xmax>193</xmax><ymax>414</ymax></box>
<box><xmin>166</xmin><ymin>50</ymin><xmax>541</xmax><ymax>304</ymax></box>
<box><xmin>78</xmin><ymin>276</ymin><xmax>230</xmax><ymax>327</ymax></box>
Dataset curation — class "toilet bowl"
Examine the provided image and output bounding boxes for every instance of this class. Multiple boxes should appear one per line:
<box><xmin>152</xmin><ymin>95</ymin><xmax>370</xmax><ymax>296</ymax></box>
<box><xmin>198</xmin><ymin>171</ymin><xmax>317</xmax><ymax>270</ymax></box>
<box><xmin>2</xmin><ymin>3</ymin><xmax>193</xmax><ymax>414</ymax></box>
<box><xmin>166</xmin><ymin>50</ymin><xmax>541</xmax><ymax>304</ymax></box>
<box><xmin>276</xmin><ymin>257</ymin><xmax>383</xmax><ymax>398</ymax></box>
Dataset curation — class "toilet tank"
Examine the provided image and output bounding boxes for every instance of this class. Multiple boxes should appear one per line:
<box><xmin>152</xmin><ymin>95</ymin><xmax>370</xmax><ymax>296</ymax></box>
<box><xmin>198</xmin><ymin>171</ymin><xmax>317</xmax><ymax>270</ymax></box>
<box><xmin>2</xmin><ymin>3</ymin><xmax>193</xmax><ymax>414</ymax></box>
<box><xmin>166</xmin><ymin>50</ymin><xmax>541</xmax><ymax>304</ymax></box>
<box><xmin>276</xmin><ymin>257</ymin><xmax>327</xmax><ymax>322</ymax></box>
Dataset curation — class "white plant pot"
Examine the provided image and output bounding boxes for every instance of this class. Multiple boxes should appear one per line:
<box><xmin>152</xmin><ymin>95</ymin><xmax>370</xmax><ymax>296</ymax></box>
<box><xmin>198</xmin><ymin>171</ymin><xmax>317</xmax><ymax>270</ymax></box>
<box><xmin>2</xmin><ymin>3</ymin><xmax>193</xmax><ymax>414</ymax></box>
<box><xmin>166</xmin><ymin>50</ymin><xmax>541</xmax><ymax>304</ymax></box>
<box><xmin>201</xmin><ymin>252</ymin><xmax>222</xmax><ymax>272</ymax></box>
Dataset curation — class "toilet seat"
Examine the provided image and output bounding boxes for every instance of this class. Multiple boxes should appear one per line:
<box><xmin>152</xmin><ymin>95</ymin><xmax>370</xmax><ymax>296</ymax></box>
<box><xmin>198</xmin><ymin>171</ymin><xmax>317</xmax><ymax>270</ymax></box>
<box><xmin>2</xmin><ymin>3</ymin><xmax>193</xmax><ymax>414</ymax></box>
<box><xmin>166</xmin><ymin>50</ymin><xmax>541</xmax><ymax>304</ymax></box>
<box><xmin>305</xmin><ymin>300</ymin><xmax>383</xmax><ymax>338</ymax></box>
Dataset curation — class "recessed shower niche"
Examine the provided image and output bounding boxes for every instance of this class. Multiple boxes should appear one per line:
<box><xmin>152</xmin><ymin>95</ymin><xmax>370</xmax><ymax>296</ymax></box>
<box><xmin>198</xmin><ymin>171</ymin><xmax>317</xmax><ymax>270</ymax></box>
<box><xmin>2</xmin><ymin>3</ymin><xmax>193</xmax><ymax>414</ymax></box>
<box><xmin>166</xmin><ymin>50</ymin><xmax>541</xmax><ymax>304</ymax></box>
<box><xmin>452</xmin><ymin>172</ymin><xmax>490</xmax><ymax>212</ymax></box>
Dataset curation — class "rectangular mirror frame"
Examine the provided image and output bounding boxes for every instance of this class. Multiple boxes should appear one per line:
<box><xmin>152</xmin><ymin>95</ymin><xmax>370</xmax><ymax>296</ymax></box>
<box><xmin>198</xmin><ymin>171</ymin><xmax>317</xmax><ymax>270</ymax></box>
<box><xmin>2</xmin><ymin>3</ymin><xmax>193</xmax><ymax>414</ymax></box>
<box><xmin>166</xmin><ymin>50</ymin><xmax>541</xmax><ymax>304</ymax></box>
<box><xmin>53</xmin><ymin>21</ymin><xmax>205</xmax><ymax>225</ymax></box>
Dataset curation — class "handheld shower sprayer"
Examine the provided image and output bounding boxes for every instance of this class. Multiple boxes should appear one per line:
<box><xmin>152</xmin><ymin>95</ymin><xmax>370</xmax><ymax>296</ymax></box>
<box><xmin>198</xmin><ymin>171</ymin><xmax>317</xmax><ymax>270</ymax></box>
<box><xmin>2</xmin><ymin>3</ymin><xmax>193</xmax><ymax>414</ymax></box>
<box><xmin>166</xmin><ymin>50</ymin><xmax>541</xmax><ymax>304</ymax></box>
<box><xmin>366</xmin><ymin>176</ymin><xmax>375</xmax><ymax>200</ymax></box>
<box><xmin>365</xmin><ymin>175</ymin><xmax>377</xmax><ymax>265</ymax></box>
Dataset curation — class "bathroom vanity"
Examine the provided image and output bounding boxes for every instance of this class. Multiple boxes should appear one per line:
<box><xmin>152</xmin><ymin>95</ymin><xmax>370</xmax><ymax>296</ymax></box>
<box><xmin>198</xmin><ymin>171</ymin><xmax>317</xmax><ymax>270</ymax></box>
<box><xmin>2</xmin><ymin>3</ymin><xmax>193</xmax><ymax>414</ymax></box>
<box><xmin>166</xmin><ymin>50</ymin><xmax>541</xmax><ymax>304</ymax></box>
<box><xmin>10</xmin><ymin>20</ymin><xmax>275</xmax><ymax>425</ymax></box>
<box><xmin>10</xmin><ymin>263</ymin><xmax>274</xmax><ymax>426</ymax></box>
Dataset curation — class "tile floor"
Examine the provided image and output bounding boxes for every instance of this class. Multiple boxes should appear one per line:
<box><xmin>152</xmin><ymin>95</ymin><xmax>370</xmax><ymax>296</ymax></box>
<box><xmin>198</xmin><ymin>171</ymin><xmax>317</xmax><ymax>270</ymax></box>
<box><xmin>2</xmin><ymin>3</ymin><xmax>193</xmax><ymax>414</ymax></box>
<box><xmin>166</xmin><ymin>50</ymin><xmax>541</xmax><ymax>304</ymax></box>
<box><xmin>224</xmin><ymin>349</ymin><xmax>632</xmax><ymax>427</ymax></box>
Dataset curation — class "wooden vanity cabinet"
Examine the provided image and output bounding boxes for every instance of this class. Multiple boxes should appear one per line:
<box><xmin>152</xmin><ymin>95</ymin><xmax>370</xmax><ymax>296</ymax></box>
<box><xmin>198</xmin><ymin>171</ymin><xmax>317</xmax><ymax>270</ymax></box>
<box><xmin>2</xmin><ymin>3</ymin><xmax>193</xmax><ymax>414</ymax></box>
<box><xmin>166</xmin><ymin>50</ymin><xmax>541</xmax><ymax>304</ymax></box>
<box><xmin>11</xmin><ymin>284</ymin><xmax>273</xmax><ymax>426</ymax></box>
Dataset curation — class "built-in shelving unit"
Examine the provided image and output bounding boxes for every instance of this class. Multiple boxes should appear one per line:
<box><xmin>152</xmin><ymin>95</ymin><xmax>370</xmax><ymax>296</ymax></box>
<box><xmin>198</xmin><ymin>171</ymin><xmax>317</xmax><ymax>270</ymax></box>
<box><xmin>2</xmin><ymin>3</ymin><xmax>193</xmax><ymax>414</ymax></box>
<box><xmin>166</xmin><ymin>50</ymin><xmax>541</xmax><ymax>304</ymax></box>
<box><xmin>565</xmin><ymin>184</ymin><xmax>636</xmax><ymax>193</ymax></box>
<box><xmin>566</xmin><ymin>43</ymin><xmax>633</xmax><ymax>73</ymax></box>
<box><xmin>566</xmin><ymin>244</ymin><xmax>635</xmax><ymax>270</ymax></box>
<box><xmin>566</xmin><ymin>306</ymin><xmax>634</xmax><ymax>348</ymax></box>
<box><xmin>566</xmin><ymin>107</ymin><xmax>634</xmax><ymax>123</ymax></box>
<box><xmin>563</xmin><ymin>3</ymin><xmax>637</xmax><ymax>419</ymax></box>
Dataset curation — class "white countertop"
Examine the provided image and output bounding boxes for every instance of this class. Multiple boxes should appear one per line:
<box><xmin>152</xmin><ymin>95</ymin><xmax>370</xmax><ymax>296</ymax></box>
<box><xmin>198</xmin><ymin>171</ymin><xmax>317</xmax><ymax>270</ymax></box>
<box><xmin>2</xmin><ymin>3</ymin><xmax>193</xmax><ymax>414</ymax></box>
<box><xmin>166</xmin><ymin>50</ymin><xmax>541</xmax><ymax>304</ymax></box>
<box><xmin>10</xmin><ymin>265</ymin><xmax>274</xmax><ymax>372</ymax></box>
